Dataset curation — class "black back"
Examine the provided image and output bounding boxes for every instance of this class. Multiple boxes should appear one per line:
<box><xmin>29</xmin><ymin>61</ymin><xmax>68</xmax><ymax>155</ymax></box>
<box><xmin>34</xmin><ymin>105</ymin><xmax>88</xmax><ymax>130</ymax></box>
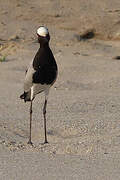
<box><xmin>32</xmin><ymin>38</ymin><xmax>57</xmax><ymax>85</ymax></box>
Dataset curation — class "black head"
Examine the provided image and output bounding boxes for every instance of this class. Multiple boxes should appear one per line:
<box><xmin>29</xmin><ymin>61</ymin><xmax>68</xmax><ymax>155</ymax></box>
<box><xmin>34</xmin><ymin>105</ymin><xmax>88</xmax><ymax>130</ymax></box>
<box><xmin>36</xmin><ymin>26</ymin><xmax>50</xmax><ymax>46</ymax></box>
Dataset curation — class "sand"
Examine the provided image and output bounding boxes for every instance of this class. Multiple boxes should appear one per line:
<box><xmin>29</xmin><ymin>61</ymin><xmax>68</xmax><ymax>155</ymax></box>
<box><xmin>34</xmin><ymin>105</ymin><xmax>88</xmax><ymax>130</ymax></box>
<box><xmin>1</xmin><ymin>0</ymin><xmax>120</xmax><ymax>179</ymax></box>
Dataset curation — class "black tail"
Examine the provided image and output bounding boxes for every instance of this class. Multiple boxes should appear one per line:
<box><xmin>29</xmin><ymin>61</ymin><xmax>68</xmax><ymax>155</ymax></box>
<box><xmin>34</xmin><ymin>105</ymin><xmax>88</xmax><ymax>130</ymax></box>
<box><xmin>20</xmin><ymin>92</ymin><xmax>31</xmax><ymax>102</ymax></box>
<box><xmin>20</xmin><ymin>93</ymin><xmax>25</xmax><ymax>99</ymax></box>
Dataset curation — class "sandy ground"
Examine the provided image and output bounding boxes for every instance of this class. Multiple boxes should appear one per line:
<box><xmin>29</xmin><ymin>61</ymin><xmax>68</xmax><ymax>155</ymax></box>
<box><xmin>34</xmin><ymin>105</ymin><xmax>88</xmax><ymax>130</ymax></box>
<box><xmin>1</xmin><ymin>0</ymin><xmax>120</xmax><ymax>179</ymax></box>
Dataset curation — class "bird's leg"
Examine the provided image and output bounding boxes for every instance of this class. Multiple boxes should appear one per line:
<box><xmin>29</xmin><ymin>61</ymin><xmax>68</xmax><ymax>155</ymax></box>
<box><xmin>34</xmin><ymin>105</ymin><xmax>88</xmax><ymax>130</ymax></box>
<box><xmin>43</xmin><ymin>99</ymin><xmax>48</xmax><ymax>144</ymax></box>
<box><xmin>28</xmin><ymin>100</ymin><xmax>33</xmax><ymax>145</ymax></box>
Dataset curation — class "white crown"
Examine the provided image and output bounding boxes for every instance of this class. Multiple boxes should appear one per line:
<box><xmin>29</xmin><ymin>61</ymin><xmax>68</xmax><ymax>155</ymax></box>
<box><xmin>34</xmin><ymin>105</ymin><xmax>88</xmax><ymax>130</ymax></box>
<box><xmin>37</xmin><ymin>26</ymin><xmax>49</xmax><ymax>37</ymax></box>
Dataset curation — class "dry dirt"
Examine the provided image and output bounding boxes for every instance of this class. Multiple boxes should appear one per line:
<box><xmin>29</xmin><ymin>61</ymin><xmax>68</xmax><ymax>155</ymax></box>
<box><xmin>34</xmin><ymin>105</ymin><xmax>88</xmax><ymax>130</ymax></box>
<box><xmin>1</xmin><ymin>0</ymin><xmax>120</xmax><ymax>179</ymax></box>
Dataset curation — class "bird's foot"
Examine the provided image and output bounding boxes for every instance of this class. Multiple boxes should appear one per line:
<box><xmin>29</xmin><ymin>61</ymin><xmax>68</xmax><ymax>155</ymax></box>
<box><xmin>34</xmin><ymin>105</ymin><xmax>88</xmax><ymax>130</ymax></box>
<box><xmin>27</xmin><ymin>140</ymin><xmax>33</xmax><ymax>146</ymax></box>
<box><xmin>44</xmin><ymin>140</ymin><xmax>48</xmax><ymax>144</ymax></box>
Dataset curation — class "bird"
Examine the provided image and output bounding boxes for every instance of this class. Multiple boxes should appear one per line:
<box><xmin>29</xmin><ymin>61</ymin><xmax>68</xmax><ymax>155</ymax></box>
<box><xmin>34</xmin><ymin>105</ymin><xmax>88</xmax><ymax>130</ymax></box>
<box><xmin>20</xmin><ymin>26</ymin><xmax>58</xmax><ymax>145</ymax></box>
